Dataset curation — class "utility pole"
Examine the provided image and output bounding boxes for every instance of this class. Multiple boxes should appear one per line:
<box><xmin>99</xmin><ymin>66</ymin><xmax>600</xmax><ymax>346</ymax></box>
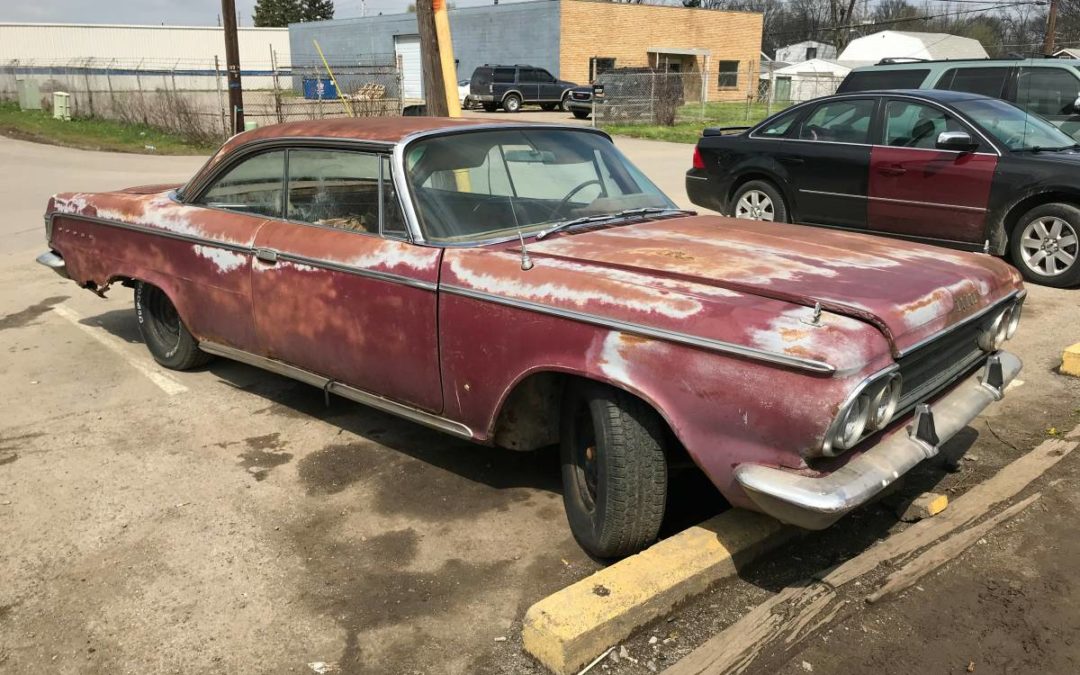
<box><xmin>416</xmin><ymin>0</ymin><xmax>461</xmax><ymax>117</ymax></box>
<box><xmin>221</xmin><ymin>0</ymin><xmax>245</xmax><ymax>133</ymax></box>
<box><xmin>1042</xmin><ymin>0</ymin><xmax>1059</xmax><ymax>57</ymax></box>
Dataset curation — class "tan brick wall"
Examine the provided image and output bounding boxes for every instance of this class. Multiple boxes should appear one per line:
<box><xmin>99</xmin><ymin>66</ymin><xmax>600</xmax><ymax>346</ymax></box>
<box><xmin>559</xmin><ymin>0</ymin><xmax>763</xmax><ymax>102</ymax></box>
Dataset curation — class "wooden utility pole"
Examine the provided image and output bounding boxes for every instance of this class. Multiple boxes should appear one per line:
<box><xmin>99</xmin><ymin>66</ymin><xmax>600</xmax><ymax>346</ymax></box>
<box><xmin>1042</xmin><ymin>0</ymin><xmax>1059</xmax><ymax>57</ymax></box>
<box><xmin>221</xmin><ymin>0</ymin><xmax>245</xmax><ymax>133</ymax></box>
<box><xmin>415</xmin><ymin>0</ymin><xmax>461</xmax><ymax>117</ymax></box>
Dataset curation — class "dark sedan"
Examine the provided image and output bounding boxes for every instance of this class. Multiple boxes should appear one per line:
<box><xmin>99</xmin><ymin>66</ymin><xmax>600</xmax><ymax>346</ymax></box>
<box><xmin>686</xmin><ymin>89</ymin><xmax>1080</xmax><ymax>287</ymax></box>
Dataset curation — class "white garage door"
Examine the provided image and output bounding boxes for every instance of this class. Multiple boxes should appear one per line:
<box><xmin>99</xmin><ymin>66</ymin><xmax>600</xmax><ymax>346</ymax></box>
<box><xmin>395</xmin><ymin>34</ymin><xmax>423</xmax><ymax>100</ymax></box>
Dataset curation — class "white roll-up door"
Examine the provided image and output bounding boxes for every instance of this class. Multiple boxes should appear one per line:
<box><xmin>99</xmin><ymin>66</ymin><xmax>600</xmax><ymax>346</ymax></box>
<box><xmin>394</xmin><ymin>34</ymin><xmax>423</xmax><ymax>100</ymax></box>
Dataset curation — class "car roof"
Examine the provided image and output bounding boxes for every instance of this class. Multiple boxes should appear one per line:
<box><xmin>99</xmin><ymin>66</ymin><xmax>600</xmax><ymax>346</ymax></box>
<box><xmin>851</xmin><ymin>57</ymin><xmax>1077</xmax><ymax>70</ymax></box>
<box><xmin>845</xmin><ymin>88</ymin><xmax>995</xmax><ymax>103</ymax></box>
<box><xmin>224</xmin><ymin>116</ymin><xmax>505</xmax><ymax>150</ymax></box>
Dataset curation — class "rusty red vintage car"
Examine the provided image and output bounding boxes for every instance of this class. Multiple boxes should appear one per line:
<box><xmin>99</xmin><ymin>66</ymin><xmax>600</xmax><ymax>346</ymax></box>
<box><xmin>38</xmin><ymin>118</ymin><xmax>1025</xmax><ymax>558</ymax></box>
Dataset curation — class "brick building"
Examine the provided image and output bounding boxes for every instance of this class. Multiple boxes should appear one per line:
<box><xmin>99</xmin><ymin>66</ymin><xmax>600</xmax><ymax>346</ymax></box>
<box><xmin>289</xmin><ymin>0</ymin><xmax>762</xmax><ymax>102</ymax></box>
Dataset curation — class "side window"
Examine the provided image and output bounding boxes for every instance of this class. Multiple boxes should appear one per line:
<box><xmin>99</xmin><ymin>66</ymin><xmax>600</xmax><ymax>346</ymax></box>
<box><xmin>837</xmin><ymin>68</ymin><xmax>929</xmax><ymax>93</ymax></box>
<box><xmin>798</xmin><ymin>99</ymin><xmax>875</xmax><ymax>144</ymax></box>
<box><xmin>286</xmin><ymin>149</ymin><xmax>390</xmax><ymax>235</ymax></box>
<box><xmin>935</xmin><ymin>67</ymin><xmax>1009</xmax><ymax>98</ymax></box>
<box><xmin>535</xmin><ymin>69</ymin><xmax>556</xmax><ymax>83</ymax></box>
<box><xmin>198</xmin><ymin>150</ymin><xmax>285</xmax><ymax>217</ymax></box>
<box><xmin>518</xmin><ymin>68</ymin><xmax>539</xmax><ymax>84</ymax></box>
<box><xmin>883</xmin><ymin>101</ymin><xmax>966</xmax><ymax>149</ymax></box>
<box><xmin>493</xmin><ymin>67</ymin><xmax>515</xmax><ymax>84</ymax></box>
<box><xmin>717</xmin><ymin>61</ymin><xmax>739</xmax><ymax>89</ymax></box>
<box><xmin>755</xmin><ymin>107</ymin><xmax>801</xmax><ymax>137</ymax></box>
<box><xmin>1016</xmin><ymin>67</ymin><xmax>1080</xmax><ymax>117</ymax></box>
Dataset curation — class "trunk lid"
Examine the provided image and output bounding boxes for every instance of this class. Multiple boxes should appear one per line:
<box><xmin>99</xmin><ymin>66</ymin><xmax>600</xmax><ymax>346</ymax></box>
<box><xmin>528</xmin><ymin>215</ymin><xmax>1022</xmax><ymax>355</ymax></box>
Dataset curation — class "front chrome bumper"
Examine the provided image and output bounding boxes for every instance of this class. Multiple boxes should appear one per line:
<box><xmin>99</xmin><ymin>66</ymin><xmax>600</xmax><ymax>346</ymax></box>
<box><xmin>36</xmin><ymin>250</ymin><xmax>69</xmax><ymax>279</ymax></box>
<box><xmin>734</xmin><ymin>351</ymin><xmax>1021</xmax><ymax>529</ymax></box>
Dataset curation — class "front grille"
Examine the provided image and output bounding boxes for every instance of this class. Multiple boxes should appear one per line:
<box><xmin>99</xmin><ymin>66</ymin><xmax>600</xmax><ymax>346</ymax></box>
<box><xmin>571</xmin><ymin>92</ymin><xmax>590</xmax><ymax>101</ymax></box>
<box><xmin>895</xmin><ymin>320</ymin><xmax>986</xmax><ymax>415</ymax></box>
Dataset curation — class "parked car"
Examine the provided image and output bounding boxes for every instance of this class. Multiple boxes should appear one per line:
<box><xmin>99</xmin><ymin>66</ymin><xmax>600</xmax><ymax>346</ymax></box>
<box><xmin>39</xmin><ymin>118</ymin><xmax>1024</xmax><ymax>558</ymax></box>
<box><xmin>838</xmin><ymin>57</ymin><xmax>1080</xmax><ymax>139</ymax></box>
<box><xmin>458</xmin><ymin>79</ymin><xmax>474</xmax><ymax>110</ymax></box>
<box><xmin>566</xmin><ymin>85</ymin><xmax>594</xmax><ymax>119</ymax></box>
<box><xmin>469</xmin><ymin>64</ymin><xmax>576</xmax><ymax>112</ymax></box>
<box><xmin>564</xmin><ymin>68</ymin><xmax>670</xmax><ymax>121</ymax></box>
<box><xmin>687</xmin><ymin>89</ymin><xmax>1080</xmax><ymax>287</ymax></box>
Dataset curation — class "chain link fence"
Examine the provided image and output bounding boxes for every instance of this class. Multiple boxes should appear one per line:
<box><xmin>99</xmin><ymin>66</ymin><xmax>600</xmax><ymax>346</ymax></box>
<box><xmin>0</xmin><ymin>55</ymin><xmax>403</xmax><ymax>144</ymax></box>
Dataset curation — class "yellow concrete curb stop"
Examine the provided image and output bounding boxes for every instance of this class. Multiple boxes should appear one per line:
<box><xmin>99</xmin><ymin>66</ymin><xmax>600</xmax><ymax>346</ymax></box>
<box><xmin>522</xmin><ymin>510</ymin><xmax>791</xmax><ymax>674</ymax></box>
<box><xmin>1062</xmin><ymin>342</ymin><xmax>1080</xmax><ymax>378</ymax></box>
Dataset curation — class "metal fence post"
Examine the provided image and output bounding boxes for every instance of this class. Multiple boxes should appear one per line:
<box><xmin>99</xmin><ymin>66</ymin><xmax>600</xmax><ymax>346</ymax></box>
<box><xmin>270</xmin><ymin>47</ymin><xmax>283</xmax><ymax>124</ymax></box>
<box><xmin>214</xmin><ymin>55</ymin><xmax>228</xmax><ymax>137</ymax></box>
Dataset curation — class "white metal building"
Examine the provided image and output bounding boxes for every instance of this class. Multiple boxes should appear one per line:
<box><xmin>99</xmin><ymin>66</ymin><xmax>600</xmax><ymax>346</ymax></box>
<box><xmin>775</xmin><ymin>40</ymin><xmax>836</xmax><ymax>64</ymax></box>
<box><xmin>838</xmin><ymin>31</ymin><xmax>988</xmax><ymax>63</ymax></box>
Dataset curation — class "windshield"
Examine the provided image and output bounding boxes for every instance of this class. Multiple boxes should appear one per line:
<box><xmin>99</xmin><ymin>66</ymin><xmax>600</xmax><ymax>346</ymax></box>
<box><xmin>404</xmin><ymin>129</ymin><xmax>675</xmax><ymax>243</ymax></box>
<box><xmin>953</xmin><ymin>98</ymin><xmax>1076</xmax><ymax>151</ymax></box>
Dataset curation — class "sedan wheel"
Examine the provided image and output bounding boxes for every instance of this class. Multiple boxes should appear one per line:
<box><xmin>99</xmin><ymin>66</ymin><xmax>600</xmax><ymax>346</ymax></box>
<box><xmin>1011</xmin><ymin>203</ymin><xmax>1080</xmax><ymax>287</ymax></box>
<box><xmin>735</xmin><ymin>190</ymin><xmax>775</xmax><ymax>221</ymax></box>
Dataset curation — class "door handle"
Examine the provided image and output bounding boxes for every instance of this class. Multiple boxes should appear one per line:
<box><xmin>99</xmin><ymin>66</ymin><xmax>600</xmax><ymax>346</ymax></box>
<box><xmin>877</xmin><ymin>165</ymin><xmax>906</xmax><ymax>176</ymax></box>
<box><xmin>255</xmin><ymin>248</ymin><xmax>279</xmax><ymax>264</ymax></box>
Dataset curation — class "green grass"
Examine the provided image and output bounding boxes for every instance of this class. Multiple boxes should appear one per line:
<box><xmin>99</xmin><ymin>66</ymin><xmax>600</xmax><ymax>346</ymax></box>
<box><xmin>603</xmin><ymin>101</ymin><xmax>794</xmax><ymax>144</ymax></box>
<box><xmin>0</xmin><ymin>102</ymin><xmax>217</xmax><ymax>155</ymax></box>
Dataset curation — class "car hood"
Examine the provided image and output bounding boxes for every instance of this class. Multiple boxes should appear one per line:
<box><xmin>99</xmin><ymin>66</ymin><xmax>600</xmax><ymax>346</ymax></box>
<box><xmin>526</xmin><ymin>215</ymin><xmax>1023</xmax><ymax>355</ymax></box>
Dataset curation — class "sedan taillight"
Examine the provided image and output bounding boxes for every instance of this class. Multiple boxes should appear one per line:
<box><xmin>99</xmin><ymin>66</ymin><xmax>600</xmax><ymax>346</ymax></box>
<box><xmin>692</xmin><ymin>146</ymin><xmax>705</xmax><ymax>170</ymax></box>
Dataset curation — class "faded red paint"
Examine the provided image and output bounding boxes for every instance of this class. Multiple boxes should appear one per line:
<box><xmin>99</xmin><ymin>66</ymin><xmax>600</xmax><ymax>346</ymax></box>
<box><xmin>41</xmin><ymin>120</ymin><xmax>1025</xmax><ymax>517</ymax></box>
<box><xmin>868</xmin><ymin>147</ymin><xmax>997</xmax><ymax>243</ymax></box>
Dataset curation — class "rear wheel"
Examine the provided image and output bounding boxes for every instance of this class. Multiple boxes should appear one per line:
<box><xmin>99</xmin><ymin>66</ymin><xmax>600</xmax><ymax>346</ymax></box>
<box><xmin>482</xmin><ymin>102</ymin><xmax>498</xmax><ymax>113</ymax></box>
<box><xmin>560</xmin><ymin>382</ymin><xmax>668</xmax><ymax>559</ymax></box>
<box><xmin>503</xmin><ymin>93</ymin><xmax>522</xmax><ymax>113</ymax></box>
<box><xmin>732</xmin><ymin>180</ymin><xmax>788</xmax><ymax>223</ymax></box>
<box><xmin>134</xmin><ymin>282</ymin><xmax>212</xmax><ymax>371</ymax></box>
<box><xmin>572</xmin><ymin>109</ymin><xmax>590</xmax><ymax>120</ymax></box>
<box><xmin>1010</xmin><ymin>203</ymin><xmax>1080</xmax><ymax>288</ymax></box>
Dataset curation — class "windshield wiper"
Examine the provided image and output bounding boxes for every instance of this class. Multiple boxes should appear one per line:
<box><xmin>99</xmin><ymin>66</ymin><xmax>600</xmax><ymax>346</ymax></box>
<box><xmin>535</xmin><ymin>207</ymin><xmax>694</xmax><ymax>240</ymax></box>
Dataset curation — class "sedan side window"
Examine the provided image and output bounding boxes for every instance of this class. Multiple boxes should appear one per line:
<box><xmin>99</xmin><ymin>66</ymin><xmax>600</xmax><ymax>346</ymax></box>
<box><xmin>883</xmin><ymin>101</ymin><xmax>965</xmax><ymax>149</ymax></box>
<box><xmin>198</xmin><ymin>150</ymin><xmax>285</xmax><ymax>217</ymax></box>
<box><xmin>798</xmin><ymin>99</ymin><xmax>874</xmax><ymax>144</ymax></box>
<box><xmin>286</xmin><ymin>149</ymin><xmax>401</xmax><ymax>236</ymax></box>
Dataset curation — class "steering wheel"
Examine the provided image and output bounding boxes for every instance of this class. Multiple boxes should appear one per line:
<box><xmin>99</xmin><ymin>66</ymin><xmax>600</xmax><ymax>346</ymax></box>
<box><xmin>550</xmin><ymin>180</ymin><xmax>604</xmax><ymax>220</ymax></box>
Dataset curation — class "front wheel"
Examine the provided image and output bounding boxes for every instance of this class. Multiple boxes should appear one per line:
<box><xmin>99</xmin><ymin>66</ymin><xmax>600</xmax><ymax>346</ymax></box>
<box><xmin>502</xmin><ymin>93</ymin><xmax>522</xmax><ymax>113</ymax></box>
<box><xmin>560</xmin><ymin>382</ymin><xmax>668</xmax><ymax>559</ymax></box>
<box><xmin>1010</xmin><ymin>203</ymin><xmax>1080</xmax><ymax>287</ymax></box>
<box><xmin>572</xmin><ymin>109</ymin><xmax>590</xmax><ymax>120</ymax></box>
<box><xmin>134</xmin><ymin>282</ymin><xmax>212</xmax><ymax>370</ymax></box>
<box><xmin>731</xmin><ymin>180</ymin><xmax>788</xmax><ymax>223</ymax></box>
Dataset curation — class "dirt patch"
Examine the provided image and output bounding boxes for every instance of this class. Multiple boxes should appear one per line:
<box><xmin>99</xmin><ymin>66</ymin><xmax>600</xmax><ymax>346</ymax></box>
<box><xmin>236</xmin><ymin>433</ymin><xmax>293</xmax><ymax>481</ymax></box>
<box><xmin>0</xmin><ymin>296</ymin><xmax>68</xmax><ymax>331</ymax></box>
<box><xmin>297</xmin><ymin>442</ymin><xmax>387</xmax><ymax>495</ymax></box>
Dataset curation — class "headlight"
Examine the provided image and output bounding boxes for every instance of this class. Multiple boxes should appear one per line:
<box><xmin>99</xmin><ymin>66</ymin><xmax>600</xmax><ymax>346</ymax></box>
<box><xmin>833</xmin><ymin>395</ymin><xmax>870</xmax><ymax>452</ymax></box>
<box><xmin>867</xmin><ymin>373</ymin><xmax>902</xmax><ymax>431</ymax></box>
<box><xmin>1005</xmin><ymin>297</ymin><xmax>1023</xmax><ymax>339</ymax></box>
<box><xmin>977</xmin><ymin>306</ymin><xmax>1010</xmax><ymax>352</ymax></box>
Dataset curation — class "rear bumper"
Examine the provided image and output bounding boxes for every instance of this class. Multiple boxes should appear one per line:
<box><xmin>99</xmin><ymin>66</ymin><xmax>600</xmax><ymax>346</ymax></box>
<box><xmin>472</xmin><ymin>94</ymin><xmax>496</xmax><ymax>102</ymax></box>
<box><xmin>734</xmin><ymin>351</ymin><xmax>1021</xmax><ymax>529</ymax></box>
<box><xmin>36</xmin><ymin>250</ymin><xmax>69</xmax><ymax>279</ymax></box>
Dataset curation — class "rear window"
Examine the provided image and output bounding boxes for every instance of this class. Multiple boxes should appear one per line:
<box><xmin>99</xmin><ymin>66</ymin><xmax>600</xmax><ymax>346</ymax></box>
<box><xmin>935</xmin><ymin>67</ymin><xmax>1010</xmax><ymax>98</ymax></box>
<box><xmin>837</xmin><ymin>69</ymin><xmax>930</xmax><ymax>93</ymax></box>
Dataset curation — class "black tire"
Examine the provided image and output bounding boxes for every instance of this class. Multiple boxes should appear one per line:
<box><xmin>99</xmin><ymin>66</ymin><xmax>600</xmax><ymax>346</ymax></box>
<box><xmin>134</xmin><ymin>282</ymin><xmax>212</xmax><ymax>371</ymax></box>
<box><xmin>572</xmin><ymin>109</ymin><xmax>590</xmax><ymax>120</ymax></box>
<box><xmin>731</xmin><ymin>179</ymin><xmax>789</xmax><ymax>223</ymax></box>
<box><xmin>503</xmin><ymin>93</ymin><xmax>522</xmax><ymax>113</ymax></box>
<box><xmin>560</xmin><ymin>381</ymin><xmax>668</xmax><ymax>558</ymax></box>
<box><xmin>559</xmin><ymin>94</ymin><xmax>571</xmax><ymax>112</ymax></box>
<box><xmin>1009</xmin><ymin>202</ymin><xmax>1080</xmax><ymax>288</ymax></box>
<box><xmin>482</xmin><ymin>103</ymin><xmax>498</xmax><ymax>113</ymax></box>
<box><xmin>540</xmin><ymin>103</ymin><xmax>557</xmax><ymax>111</ymax></box>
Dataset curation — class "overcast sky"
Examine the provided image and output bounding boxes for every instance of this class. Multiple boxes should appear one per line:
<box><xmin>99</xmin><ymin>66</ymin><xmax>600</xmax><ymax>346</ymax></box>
<box><xmin>0</xmin><ymin>0</ymin><xmax>528</xmax><ymax>26</ymax></box>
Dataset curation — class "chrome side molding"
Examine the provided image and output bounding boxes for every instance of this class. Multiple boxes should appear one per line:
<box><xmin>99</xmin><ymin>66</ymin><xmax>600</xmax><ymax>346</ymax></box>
<box><xmin>197</xmin><ymin>341</ymin><xmax>474</xmax><ymax>439</ymax></box>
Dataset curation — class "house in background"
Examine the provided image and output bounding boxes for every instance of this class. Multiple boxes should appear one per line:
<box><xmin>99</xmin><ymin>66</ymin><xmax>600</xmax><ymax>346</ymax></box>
<box><xmin>775</xmin><ymin>40</ymin><xmax>836</xmax><ymax>64</ymax></box>
<box><xmin>768</xmin><ymin>58</ymin><xmax>851</xmax><ymax>103</ymax></box>
<box><xmin>1054</xmin><ymin>48</ymin><xmax>1080</xmax><ymax>59</ymax></box>
<box><xmin>838</xmin><ymin>30</ymin><xmax>988</xmax><ymax>62</ymax></box>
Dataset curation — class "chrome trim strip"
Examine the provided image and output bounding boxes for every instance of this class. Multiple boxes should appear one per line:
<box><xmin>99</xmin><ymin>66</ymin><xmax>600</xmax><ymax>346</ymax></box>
<box><xmin>198</xmin><ymin>341</ymin><xmax>474</xmax><ymax>439</ymax></box>
<box><xmin>686</xmin><ymin>174</ymin><xmax>710</xmax><ymax>181</ymax></box>
<box><xmin>896</xmin><ymin>290</ymin><xmax>1022</xmax><ymax>358</ymax></box>
<box><xmin>734</xmin><ymin>350</ymin><xmax>1021</xmax><ymax>530</ymax></box>
<box><xmin>866</xmin><ymin>194</ymin><xmax>987</xmax><ymax>213</ymax></box>
<box><xmin>48</xmin><ymin>212</ymin><xmax>254</xmax><ymax>253</ymax></box>
<box><xmin>799</xmin><ymin>189</ymin><xmax>866</xmax><ymax>200</ymax></box>
<box><xmin>274</xmin><ymin>251</ymin><xmax>438</xmax><ymax>291</ymax></box>
<box><xmin>441</xmin><ymin>284</ymin><xmax>836</xmax><ymax>374</ymax></box>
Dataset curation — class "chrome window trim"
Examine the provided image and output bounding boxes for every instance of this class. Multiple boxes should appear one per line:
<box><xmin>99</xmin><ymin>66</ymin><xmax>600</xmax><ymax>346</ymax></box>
<box><xmin>198</xmin><ymin>340</ymin><xmax>473</xmax><ymax>438</ymax></box>
<box><xmin>896</xmin><ymin>289</ymin><xmax>1024</xmax><ymax>358</ymax></box>
<box><xmin>441</xmin><ymin>283</ymin><xmax>837</xmax><ymax>374</ymax></box>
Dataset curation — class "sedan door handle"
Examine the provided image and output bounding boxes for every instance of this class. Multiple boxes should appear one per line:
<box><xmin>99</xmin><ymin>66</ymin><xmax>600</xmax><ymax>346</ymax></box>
<box><xmin>877</xmin><ymin>165</ymin><xmax>907</xmax><ymax>176</ymax></box>
<box><xmin>255</xmin><ymin>248</ymin><xmax>279</xmax><ymax>264</ymax></box>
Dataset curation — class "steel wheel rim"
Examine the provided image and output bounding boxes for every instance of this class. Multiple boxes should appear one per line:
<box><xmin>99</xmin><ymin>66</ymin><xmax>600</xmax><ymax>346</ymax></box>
<box><xmin>1020</xmin><ymin>216</ymin><xmax>1078</xmax><ymax>277</ymax></box>
<box><xmin>735</xmin><ymin>190</ymin><xmax>775</xmax><ymax>221</ymax></box>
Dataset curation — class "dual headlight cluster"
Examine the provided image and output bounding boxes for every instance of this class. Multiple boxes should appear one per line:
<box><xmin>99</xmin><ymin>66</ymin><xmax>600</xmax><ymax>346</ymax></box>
<box><xmin>823</xmin><ymin>295</ymin><xmax>1024</xmax><ymax>457</ymax></box>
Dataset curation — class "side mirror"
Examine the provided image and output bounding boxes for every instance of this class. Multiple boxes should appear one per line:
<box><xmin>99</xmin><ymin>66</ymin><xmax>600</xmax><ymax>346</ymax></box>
<box><xmin>936</xmin><ymin>130</ymin><xmax>978</xmax><ymax>152</ymax></box>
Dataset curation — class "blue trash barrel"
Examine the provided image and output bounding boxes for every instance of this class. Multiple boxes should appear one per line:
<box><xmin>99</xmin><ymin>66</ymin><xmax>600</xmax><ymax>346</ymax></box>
<box><xmin>302</xmin><ymin>78</ymin><xmax>338</xmax><ymax>100</ymax></box>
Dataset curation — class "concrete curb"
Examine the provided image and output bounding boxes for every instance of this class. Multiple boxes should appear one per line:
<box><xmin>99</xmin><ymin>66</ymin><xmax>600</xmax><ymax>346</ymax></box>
<box><xmin>522</xmin><ymin>510</ymin><xmax>791</xmax><ymax>674</ymax></box>
<box><xmin>1062</xmin><ymin>342</ymin><xmax>1080</xmax><ymax>378</ymax></box>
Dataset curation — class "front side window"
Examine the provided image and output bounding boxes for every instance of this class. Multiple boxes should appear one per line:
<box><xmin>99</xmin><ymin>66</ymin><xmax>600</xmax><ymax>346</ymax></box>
<box><xmin>404</xmin><ymin>129</ymin><xmax>674</xmax><ymax>243</ymax></box>
<box><xmin>198</xmin><ymin>150</ymin><xmax>285</xmax><ymax>217</ymax></box>
<box><xmin>883</xmin><ymin>101</ymin><xmax>966</xmax><ymax>149</ymax></box>
<box><xmin>935</xmin><ymin>67</ymin><xmax>1009</xmax><ymax>98</ymax></box>
<box><xmin>1016</xmin><ymin>67</ymin><xmax>1080</xmax><ymax>117</ymax></box>
<box><xmin>953</xmin><ymin>97</ymin><xmax>1076</xmax><ymax>151</ymax></box>
<box><xmin>285</xmin><ymin>149</ymin><xmax>405</xmax><ymax>237</ymax></box>
<box><xmin>535</xmin><ymin>69</ymin><xmax>556</xmax><ymax>83</ymax></box>
<box><xmin>718</xmin><ymin>61</ymin><xmax>739</xmax><ymax>88</ymax></box>
<box><xmin>798</xmin><ymin>99</ymin><xmax>874</xmax><ymax>144</ymax></box>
